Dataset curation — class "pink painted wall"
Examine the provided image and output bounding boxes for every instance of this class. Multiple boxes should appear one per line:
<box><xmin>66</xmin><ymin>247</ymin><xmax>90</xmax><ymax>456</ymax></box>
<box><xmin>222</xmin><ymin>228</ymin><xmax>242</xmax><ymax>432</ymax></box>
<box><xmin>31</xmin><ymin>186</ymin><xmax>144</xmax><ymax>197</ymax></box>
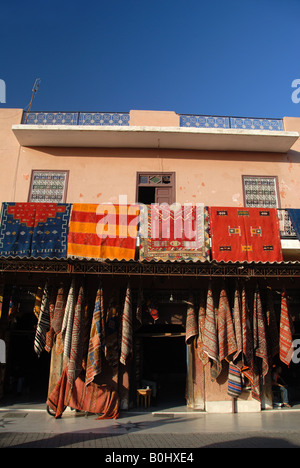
<box><xmin>1</xmin><ymin>109</ymin><xmax>300</xmax><ymax>210</ymax></box>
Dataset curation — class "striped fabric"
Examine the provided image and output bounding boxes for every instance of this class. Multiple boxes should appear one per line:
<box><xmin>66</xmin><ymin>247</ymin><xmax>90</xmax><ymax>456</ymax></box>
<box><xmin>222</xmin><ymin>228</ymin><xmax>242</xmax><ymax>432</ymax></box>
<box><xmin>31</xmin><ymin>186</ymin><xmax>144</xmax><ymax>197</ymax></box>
<box><xmin>196</xmin><ymin>293</ymin><xmax>209</xmax><ymax>365</ymax></box>
<box><xmin>203</xmin><ymin>287</ymin><xmax>221</xmax><ymax>379</ymax></box>
<box><xmin>68</xmin><ymin>285</ymin><xmax>85</xmax><ymax>385</ymax></box>
<box><xmin>233</xmin><ymin>286</ymin><xmax>243</xmax><ymax>362</ymax></box>
<box><xmin>57</xmin><ymin>279</ymin><xmax>76</xmax><ymax>359</ymax></box>
<box><xmin>85</xmin><ymin>285</ymin><xmax>105</xmax><ymax>386</ymax></box>
<box><xmin>280</xmin><ymin>291</ymin><xmax>294</xmax><ymax>366</ymax></box>
<box><xmin>241</xmin><ymin>286</ymin><xmax>253</xmax><ymax>369</ymax></box>
<box><xmin>185</xmin><ymin>295</ymin><xmax>198</xmax><ymax>345</ymax></box>
<box><xmin>33</xmin><ymin>286</ymin><xmax>43</xmax><ymax>319</ymax></box>
<box><xmin>34</xmin><ymin>281</ymin><xmax>51</xmax><ymax>356</ymax></box>
<box><xmin>67</xmin><ymin>204</ymin><xmax>139</xmax><ymax>261</ymax></box>
<box><xmin>218</xmin><ymin>289</ymin><xmax>237</xmax><ymax>362</ymax></box>
<box><xmin>253</xmin><ymin>288</ymin><xmax>269</xmax><ymax>378</ymax></box>
<box><xmin>227</xmin><ymin>363</ymin><xmax>242</xmax><ymax>397</ymax></box>
<box><xmin>266</xmin><ymin>287</ymin><xmax>279</xmax><ymax>360</ymax></box>
<box><xmin>120</xmin><ymin>284</ymin><xmax>133</xmax><ymax>366</ymax></box>
<box><xmin>203</xmin><ymin>287</ymin><xmax>218</xmax><ymax>361</ymax></box>
<box><xmin>52</xmin><ymin>283</ymin><xmax>66</xmax><ymax>334</ymax></box>
<box><xmin>47</xmin><ymin>366</ymin><xmax>120</xmax><ymax>420</ymax></box>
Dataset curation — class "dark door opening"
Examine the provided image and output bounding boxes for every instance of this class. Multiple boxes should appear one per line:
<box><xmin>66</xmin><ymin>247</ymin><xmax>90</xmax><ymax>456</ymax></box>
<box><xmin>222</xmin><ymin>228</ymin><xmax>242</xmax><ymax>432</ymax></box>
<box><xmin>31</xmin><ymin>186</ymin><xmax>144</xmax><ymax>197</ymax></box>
<box><xmin>2</xmin><ymin>287</ymin><xmax>51</xmax><ymax>405</ymax></box>
<box><xmin>141</xmin><ymin>335</ymin><xmax>187</xmax><ymax>407</ymax></box>
<box><xmin>138</xmin><ymin>186</ymin><xmax>156</xmax><ymax>204</ymax></box>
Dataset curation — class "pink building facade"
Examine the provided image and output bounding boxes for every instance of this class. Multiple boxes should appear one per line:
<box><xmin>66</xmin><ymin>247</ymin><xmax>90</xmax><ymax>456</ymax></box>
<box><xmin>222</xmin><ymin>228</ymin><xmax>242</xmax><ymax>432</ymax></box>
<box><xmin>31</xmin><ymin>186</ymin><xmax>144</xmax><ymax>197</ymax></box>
<box><xmin>0</xmin><ymin>108</ymin><xmax>299</xmax><ymax>414</ymax></box>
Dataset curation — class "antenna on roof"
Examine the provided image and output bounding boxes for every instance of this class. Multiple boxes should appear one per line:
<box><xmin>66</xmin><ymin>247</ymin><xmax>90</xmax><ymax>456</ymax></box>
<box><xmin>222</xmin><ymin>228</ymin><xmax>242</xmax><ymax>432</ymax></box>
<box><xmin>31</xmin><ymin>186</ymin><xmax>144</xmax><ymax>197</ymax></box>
<box><xmin>24</xmin><ymin>78</ymin><xmax>41</xmax><ymax>123</ymax></box>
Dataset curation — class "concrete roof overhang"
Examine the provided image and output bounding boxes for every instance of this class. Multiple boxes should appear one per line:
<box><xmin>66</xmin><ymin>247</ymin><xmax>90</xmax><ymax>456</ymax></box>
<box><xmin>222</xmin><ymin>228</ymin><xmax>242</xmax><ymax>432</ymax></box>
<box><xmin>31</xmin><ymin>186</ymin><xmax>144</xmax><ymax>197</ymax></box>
<box><xmin>12</xmin><ymin>124</ymin><xmax>299</xmax><ymax>152</ymax></box>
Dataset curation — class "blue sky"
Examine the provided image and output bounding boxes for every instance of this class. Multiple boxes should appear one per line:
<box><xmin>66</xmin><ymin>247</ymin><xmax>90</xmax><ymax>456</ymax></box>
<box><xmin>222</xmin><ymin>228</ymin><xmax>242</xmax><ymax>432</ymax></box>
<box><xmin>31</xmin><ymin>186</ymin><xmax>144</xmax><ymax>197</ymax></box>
<box><xmin>1</xmin><ymin>0</ymin><xmax>300</xmax><ymax>118</ymax></box>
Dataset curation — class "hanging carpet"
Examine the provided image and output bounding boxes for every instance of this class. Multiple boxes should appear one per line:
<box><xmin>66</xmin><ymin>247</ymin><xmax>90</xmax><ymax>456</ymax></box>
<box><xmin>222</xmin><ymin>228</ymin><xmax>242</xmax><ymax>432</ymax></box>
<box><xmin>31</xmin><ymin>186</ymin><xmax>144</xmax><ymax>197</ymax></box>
<box><xmin>227</xmin><ymin>363</ymin><xmax>243</xmax><ymax>397</ymax></box>
<box><xmin>196</xmin><ymin>293</ymin><xmax>209</xmax><ymax>365</ymax></box>
<box><xmin>0</xmin><ymin>202</ymin><xmax>71</xmax><ymax>258</ymax></box>
<box><xmin>218</xmin><ymin>289</ymin><xmax>237</xmax><ymax>362</ymax></box>
<box><xmin>67</xmin><ymin>203</ymin><xmax>139</xmax><ymax>261</ymax></box>
<box><xmin>68</xmin><ymin>285</ymin><xmax>85</xmax><ymax>385</ymax></box>
<box><xmin>47</xmin><ymin>367</ymin><xmax>120</xmax><ymax>420</ymax></box>
<box><xmin>287</xmin><ymin>209</ymin><xmax>300</xmax><ymax>240</ymax></box>
<box><xmin>85</xmin><ymin>284</ymin><xmax>105</xmax><ymax>386</ymax></box>
<box><xmin>185</xmin><ymin>294</ymin><xmax>198</xmax><ymax>345</ymax></box>
<box><xmin>280</xmin><ymin>291</ymin><xmax>294</xmax><ymax>366</ymax></box>
<box><xmin>203</xmin><ymin>287</ymin><xmax>221</xmax><ymax>380</ymax></box>
<box><xmin>208</xmin><ymin>207</ymin><xmax>282</xmax><ymax>262</ymax></box>
<box><xmin>139</xmin><ymin>203</ymin><xmax>210</xmax><ymax>262</ymax></box>
<box><xmin>34</xmin><ymin>281</ymin><xmax>51</xmax><ymax>356</ymax></box>
<box><xmin>120</xmin><ymin>284</ymin><xmax>133</xmax><ymax>366</ymax></box>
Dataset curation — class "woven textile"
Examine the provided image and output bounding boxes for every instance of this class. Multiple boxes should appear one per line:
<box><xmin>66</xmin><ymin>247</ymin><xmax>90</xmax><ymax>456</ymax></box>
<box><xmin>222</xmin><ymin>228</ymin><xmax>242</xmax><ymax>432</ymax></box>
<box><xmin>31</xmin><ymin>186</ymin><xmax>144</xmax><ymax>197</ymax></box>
<box><xmin>67</xmin><ymin>203</ymin><xmax>139</xmax><ymax>261</ymax></box>
<box><xmin>34</xmin><ymin>281</ymin><xmax>51</xmax><ymax>356</ymax></box>
<box><xmin>279</xmin><ymin>291</ymin><xmax>294</xmax><ymax>366</ymax></box>
<box><xmin>185</xmin><ymin>295</ymin><xmax>198</xmax><ymax>345</ymax></box>
<box><xmin>203</xmin><ymin>287</ymin><xmax>221</xmax><ymax>380</ymax></box>
<box><xmin>68</xmin><ymin>285</ymin><xmax>85</xmax><ymax>385</ymax></box>
<box><xmin>196</xmin><ymin>294</ymin><xmax>209</xmax><ymax>365</ymax></box>
<box><xmin>47</xmin><ymin>367</ymin><xmax>120</xmax><ymax>420</ymax></box>
<box><xmin>0</xmin><ymin>202</ymin><xmax>71</xmax><ymax>258</ymax></box>
<box><xmin>240</xmin><ymin>287</ymin><xmax>259</xmax><ymax>398</ymax></box>
<box><xmin>33</xmin><ymin>286</ymin><xmax>43</xmax><ymax>319</ymax></box>
<box><xmin>57</xmin><ymin>280</ymin><xmax>76</xmax><ymax>359</ymax></box>
<box><xmin>233</xmin><ymin>287</ymin><xmax>243</xmax><ymax>362</ymax></box>
<box><xmin>139</xmin><ymin>204</ymin><xmax>210</xmax><ymax>262</ymax></box>
<box><xmin>45</xmin><ymin>288</ymin><xmax>57</xmax><ymax>352</ymax></box>
<box><xmin>86</xmin><ymin>285</ymin><xmax>105</xmax><ymax>386</ymax></box>
<box><xmin>288</xmin><ymin>209</ymin><xmax>300</xmax><ymax>240</ymax></box>
<box><xmin>253</xmin><ymin>288</ymin><xmax>269</xmax><ymax>379</ymax></box>
<box><xmin>227</xmin><ymin>363</ymin><xmax>242</xmax><ymax>397</ymax></box>
<box><xmin>52</xmin><ymin>283</ymin><xmax>66</xmax><ymax>334</ymax></box>
<box><xmin>241</xmin><ymin>287</ymin><xmax>253</xmax><ymax>368</ymax></box>
<box><xmin>218</xmin><ymin>289</ymin><xmax>237</xmax><ymax>362</ymax></box>
<box><xmin>209</xmin><ymin>207</ymin><xmax>283</xmax><ymax>262</ymax></box>
<box><xmin>266</xmin><ymin>288</ymin><xmax>279</xmax><ymax>360</ymax></box>
<box><xmin>120</xmin><ymin>284</ymin><xmax>133</xmax><ymax>366</ymax></box>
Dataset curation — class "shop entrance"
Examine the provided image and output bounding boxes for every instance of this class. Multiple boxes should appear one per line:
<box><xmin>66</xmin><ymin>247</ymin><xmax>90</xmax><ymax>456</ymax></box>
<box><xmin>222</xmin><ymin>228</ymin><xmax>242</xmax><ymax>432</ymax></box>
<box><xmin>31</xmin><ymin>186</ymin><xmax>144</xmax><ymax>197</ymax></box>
<box><xmin>1</xmin><ymin>286</ymin><xmax>51</xmax><ymax>406</ymax></box>
<box><xmin>139</xmin><ymin>333</ymin><xmax>187</xmax><ymax>409</ymax></box>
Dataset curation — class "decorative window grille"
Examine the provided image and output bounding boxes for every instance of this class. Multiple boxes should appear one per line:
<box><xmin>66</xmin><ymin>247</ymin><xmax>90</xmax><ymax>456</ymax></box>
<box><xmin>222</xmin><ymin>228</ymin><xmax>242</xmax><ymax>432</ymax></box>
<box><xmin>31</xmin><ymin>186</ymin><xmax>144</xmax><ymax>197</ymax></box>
<box><xmin>243</xmin><ymin>176</ymin><xmax>279</xmax><ymax>208</ymax></box>
<box><xmin>28</xmin><ymin>170</ymin><xmax>68</xmax><ymax>203</ymax></box>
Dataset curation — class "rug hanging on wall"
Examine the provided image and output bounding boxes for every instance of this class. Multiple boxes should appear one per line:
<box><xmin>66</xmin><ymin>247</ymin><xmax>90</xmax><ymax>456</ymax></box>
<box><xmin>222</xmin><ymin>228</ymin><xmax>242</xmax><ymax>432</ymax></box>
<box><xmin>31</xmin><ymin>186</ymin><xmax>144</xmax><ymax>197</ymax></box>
<box><xmin>208</xmin><ymin>207</ymin><xmax>283</xmax><ymax>262</ymax></box>
<box><xmin>139</xmin><ymin>203</ymin><xmax>210</xmax><ymax>262</ymax></box>
<box><xmin>67</xmin><ymin>203</ymin><xmax>139</xmax><ymax>261</ymax></box>
<box><xmin>0</xmin><ymin>202</ymin><xmax>71</xmax><ymax>258</ymax></box>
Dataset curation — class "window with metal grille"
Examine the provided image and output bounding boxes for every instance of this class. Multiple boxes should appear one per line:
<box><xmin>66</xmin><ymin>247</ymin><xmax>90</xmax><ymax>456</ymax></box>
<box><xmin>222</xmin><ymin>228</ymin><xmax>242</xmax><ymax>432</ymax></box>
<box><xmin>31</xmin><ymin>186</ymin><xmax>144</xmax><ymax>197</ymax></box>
<box><xmin>242</xmin><ymin>175</ymin><xmax>280</xmax><ymax>208</ymax></box>
<box><xmin>28</xmin><ymin>170</ymin><xmax>69</xmax><ymax>203</ymax></box>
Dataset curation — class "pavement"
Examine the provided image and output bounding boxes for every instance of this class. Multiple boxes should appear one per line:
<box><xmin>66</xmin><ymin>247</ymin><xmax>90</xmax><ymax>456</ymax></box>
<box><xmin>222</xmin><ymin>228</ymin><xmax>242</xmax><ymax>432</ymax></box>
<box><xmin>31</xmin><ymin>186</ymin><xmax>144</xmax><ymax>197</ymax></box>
<box><xmin>0</xmin><ymin>399</ymin><xmax>300</xmax><ymax>449</ymax></box>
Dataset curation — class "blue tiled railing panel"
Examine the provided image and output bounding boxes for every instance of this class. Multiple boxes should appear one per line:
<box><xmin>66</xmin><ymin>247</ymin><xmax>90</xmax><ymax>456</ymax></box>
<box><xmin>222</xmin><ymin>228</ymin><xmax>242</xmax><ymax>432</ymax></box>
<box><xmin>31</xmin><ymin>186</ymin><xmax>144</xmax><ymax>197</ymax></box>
<box><xmin>180</xmin><ymin>115</ymin><xmax>230</xmax><ymax>128</ymax></box>
<box><xmin>230</xmin><ymin>117</ymin><xmax>283</xmax><ymax>131</ymax></box>
<box><xmin>180</xmin><ymin>115</ymin><xmax>283</xmax><ymax>131</ymax></box>
<box><xmin>78</xmin><ymin>112</ymin><xmax>129</xmax><ymax>126</ymax></box>
<box><xmin>23</xmin><ymin>112</ymin><xmax>79</xmax><ymax>125</ymax></box>
<box><xmin>23</xmin><ymin>112</ymin><xmax>130</xmax><ymax>126</ymax></box>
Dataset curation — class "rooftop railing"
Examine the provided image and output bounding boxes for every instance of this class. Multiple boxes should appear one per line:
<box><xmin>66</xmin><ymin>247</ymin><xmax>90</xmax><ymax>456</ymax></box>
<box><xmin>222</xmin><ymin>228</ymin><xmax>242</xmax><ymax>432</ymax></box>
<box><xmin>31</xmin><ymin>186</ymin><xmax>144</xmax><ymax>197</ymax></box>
<box><xmin>22</xmin><ymin>111</ymin><xmax>284</xmax><ymax>131</ymax></box>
